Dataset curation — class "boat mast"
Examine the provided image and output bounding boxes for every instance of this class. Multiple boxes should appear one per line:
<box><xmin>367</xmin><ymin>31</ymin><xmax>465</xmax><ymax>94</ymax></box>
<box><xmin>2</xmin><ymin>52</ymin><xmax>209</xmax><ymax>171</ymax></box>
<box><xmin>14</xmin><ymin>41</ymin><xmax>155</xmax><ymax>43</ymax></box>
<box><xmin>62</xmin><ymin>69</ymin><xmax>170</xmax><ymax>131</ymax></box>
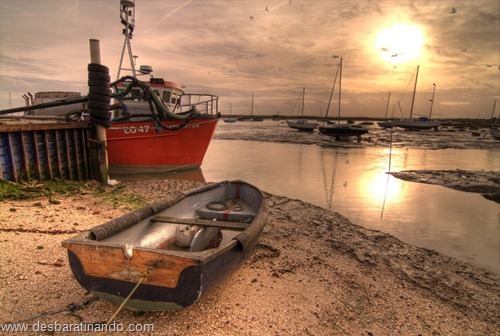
<box><xmin>117</xmin><ymin>0</ymin><xmax>136</xmax><ymax>79</ymax></box>
<box><xmin>251</xmin><ymin>92</ymin><xmax>254</xmax><ymax>116</ymax></box>
<box><xmin>338</xmin><ymin>58</ymin><xmax>343</xmax><ymax>123</ymax></box>
<box><xmin>490</xmin><ymin>99</ymin><xmax>497</xmax><ymax>119</ymax></box>
<box><xmin>384</xmin><ymin>92</ymin><xmax>391</xmax><ymax>119</ymax></box>
<box><xmin>302</xmin><ymin>88</ymin><xmax>305</xmax><ymax>117</ymax></box>
<box><xmin>324</xmin><ymin>62</ymin><xmax>340</xmax><ymax>119</ymax></box>
<box><xmin>409</xmin><ymin>65</ymin><xmax>419</xmax><ymax>119</ymax></box>
<box><xmin>429</xmin><ymin>83</ymin><xmax>436</xmax><ymax>118</ymax></box>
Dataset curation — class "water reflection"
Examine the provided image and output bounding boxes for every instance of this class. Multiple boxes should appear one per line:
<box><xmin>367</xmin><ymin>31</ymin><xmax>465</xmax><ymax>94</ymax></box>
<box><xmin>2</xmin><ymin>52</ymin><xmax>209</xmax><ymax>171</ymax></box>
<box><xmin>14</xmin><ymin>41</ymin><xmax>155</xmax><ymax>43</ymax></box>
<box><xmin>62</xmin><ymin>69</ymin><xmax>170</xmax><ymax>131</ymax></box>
<box><xmin>112</xmin><ymin>136</ymin><xmax>499</xmax><ymax>273</ymax></box>
<box><xmin>201</xmin><ymin>140</ymin><xmax>499</xmax><ymax>273</ymax></box>
<box><xmin>111</xmin><ymin>168</ymin><xmax>206</xmax><ymax>182</ymax></box>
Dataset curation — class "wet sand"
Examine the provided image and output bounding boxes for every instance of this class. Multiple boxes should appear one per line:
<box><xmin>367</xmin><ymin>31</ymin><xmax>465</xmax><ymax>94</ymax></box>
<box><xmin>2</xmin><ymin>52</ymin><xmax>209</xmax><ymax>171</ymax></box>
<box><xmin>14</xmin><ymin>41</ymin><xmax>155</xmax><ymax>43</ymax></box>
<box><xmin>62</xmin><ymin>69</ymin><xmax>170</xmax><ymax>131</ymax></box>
<box><xmin>0</xmin><ymin>177</ymin><xmax>499</xmax><ymax>335</ymax></box>
<box><xmin>1</xmin><ymin>124</ymin><xmax>499</xmax><ymax>335</ymax></box>
<box><xmin>389</xmin><ymin>169</ymin><xmax>500</xmax><ymax>203</ymax></box>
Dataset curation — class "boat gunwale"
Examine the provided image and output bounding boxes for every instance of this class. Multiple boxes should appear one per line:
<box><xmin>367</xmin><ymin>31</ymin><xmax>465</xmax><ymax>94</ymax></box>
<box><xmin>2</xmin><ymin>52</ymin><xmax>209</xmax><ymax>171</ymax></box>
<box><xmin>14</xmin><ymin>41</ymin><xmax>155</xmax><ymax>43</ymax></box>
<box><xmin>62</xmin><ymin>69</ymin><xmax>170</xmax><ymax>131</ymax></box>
<box><xmin>62</xmin><ymin>232</ymin><xmax>240</xmax><ymax>264</ymax></box>
<box><xmin>62</xmin><ymin>180</ymin><xmax>268</xmax><ymax>263</ymax></box>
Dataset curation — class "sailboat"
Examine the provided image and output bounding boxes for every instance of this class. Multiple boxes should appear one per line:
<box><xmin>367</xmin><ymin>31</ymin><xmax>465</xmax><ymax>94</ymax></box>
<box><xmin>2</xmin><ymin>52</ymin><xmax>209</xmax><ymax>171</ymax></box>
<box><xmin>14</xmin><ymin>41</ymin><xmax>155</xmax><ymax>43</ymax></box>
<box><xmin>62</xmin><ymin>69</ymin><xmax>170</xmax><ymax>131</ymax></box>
<box><xmin>223</xmin><ymin>103</ymin><xmax>237</xmax><ymax>122</ymax></box>
<box><xmin>377</xmin><ymin>92</ymin><xmax>394</xmax><ymax>128</ymax></box>
<box><xmin>391</xmin><ymin>66</ymin><xmax>441</xmax><ymax>131</ymax></box>
<box><xmin>318</xmin><ymin>58</ymin><xmax>368</xmax><ymax>142</ymax></box>
<box><xmin>248</xmin><ymin>92</ymin><xmax>263</xmax><ymax>121</ymax></box>
<box><xmin>488</xmin><ymin>99</ymin><xmax>500</xmax><ymax>140</ymax></box>
<box><xmin>286</xmin><ymin>88</ymin><xmax>319</xmax><ymax>132</ymax></box>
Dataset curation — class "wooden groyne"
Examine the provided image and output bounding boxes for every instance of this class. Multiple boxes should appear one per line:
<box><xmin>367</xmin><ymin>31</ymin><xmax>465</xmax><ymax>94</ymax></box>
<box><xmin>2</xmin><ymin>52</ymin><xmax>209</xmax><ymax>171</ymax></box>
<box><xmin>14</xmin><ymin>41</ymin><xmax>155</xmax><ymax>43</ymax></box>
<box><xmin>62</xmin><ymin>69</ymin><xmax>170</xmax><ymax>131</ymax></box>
<box><xmin>0</xmin><ymin>120</ymin><xmax>93</xmax><ymax>182</ymax></box>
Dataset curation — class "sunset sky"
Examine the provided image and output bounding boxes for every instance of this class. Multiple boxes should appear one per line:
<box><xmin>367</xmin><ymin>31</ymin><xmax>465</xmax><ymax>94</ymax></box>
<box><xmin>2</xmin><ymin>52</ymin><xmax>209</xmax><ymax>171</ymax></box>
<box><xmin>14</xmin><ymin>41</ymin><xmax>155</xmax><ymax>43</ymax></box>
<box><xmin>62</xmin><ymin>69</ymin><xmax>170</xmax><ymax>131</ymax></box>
<box><xmin>0</xmin><ymin>0</ymin><xmax>499</xmax><ymax>119</ymax></box>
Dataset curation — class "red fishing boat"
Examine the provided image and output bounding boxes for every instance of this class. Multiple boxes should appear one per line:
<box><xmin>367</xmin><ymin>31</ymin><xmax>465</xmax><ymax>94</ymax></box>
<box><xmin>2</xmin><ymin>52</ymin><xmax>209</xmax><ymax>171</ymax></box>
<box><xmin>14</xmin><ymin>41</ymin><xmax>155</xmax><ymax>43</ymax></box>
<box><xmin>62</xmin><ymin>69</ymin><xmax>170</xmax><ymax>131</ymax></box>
<box><xmin>105</xmin><ymin>0</ymin><xmax>219</xmax><ymax>173</ymax></box>
<box><xmin>7</xmin><ymin>0</ymin><xmax>219</xmax><ymax>175</ymax></box>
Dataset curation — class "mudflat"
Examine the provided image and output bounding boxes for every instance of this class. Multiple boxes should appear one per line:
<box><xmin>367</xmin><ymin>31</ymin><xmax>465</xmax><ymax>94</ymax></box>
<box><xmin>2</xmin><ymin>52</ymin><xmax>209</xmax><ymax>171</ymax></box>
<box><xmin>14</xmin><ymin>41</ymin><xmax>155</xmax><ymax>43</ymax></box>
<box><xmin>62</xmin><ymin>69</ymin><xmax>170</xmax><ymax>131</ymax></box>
<box><xmin>0</xmin><ymin>177</ymin><xmax>498</xmax><ymax>335</ymax></box>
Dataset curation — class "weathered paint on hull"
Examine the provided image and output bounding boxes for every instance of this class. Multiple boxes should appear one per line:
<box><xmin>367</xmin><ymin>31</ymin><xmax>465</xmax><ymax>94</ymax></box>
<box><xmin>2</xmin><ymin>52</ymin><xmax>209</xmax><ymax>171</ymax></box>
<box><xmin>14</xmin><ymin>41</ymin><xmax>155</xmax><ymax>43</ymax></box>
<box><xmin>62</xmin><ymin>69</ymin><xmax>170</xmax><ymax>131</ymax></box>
<box><xmin>106</xmin><ymin>118</ymin><xmax>218</xmax><ymax>174</ymax></box>
<box><xmin>67</xmin><ymin>238</ymin><xmax>258</xmax><ymax>311</ymax></box>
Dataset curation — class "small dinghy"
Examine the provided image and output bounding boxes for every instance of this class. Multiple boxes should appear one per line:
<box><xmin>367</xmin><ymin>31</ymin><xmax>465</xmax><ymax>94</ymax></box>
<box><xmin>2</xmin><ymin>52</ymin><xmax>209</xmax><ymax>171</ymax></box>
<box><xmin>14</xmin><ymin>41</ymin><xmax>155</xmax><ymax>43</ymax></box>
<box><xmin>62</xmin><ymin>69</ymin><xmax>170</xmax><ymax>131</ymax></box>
<box><xmin>62</xmin><ymin>180</ymin><xmax>268</xmax><ymax>311</ymax></box>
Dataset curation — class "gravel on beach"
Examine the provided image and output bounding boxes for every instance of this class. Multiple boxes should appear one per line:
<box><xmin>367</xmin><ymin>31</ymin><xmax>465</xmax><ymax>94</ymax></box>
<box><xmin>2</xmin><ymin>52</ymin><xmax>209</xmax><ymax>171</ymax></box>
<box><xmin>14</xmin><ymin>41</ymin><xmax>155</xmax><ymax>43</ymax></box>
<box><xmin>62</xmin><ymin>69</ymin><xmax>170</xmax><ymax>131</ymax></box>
<box><xmin>0</xmin><ymin>176</ymin><xmax>499</xmax><ymax>335</ymax></box>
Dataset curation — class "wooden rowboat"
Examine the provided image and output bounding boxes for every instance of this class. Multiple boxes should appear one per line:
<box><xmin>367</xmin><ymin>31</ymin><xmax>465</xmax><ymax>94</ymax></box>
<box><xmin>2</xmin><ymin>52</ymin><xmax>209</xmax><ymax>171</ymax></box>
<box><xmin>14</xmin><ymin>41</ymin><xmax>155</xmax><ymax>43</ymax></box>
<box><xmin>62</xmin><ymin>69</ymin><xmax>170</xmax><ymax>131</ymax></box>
<box><xmin>62</xmin><ymin>180</ymin><xmax>268</xmax><ymax>311</ymax></box>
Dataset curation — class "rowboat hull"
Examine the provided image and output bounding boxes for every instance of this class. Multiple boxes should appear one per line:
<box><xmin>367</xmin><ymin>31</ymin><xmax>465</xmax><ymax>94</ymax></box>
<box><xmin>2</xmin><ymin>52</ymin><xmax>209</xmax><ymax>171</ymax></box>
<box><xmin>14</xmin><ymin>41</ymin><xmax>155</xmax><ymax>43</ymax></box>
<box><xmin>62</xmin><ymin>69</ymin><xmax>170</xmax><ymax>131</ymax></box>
<box><xmin>106</xmin><ymin>118</ymin><xmax>219</xmax><ymax>174</ymax></box>
<box><xmin>62</xmin><ymin>180</ymin><xmax>268</xmax><ymax>311</ymax></box>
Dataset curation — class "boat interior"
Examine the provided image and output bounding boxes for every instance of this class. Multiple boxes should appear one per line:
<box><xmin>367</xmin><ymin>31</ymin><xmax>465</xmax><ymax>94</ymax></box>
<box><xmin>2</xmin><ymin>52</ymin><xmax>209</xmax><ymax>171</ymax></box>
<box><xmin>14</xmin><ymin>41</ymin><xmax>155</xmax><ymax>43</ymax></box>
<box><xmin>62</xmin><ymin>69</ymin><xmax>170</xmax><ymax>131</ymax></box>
<box><xmin>99</xmin><ymin>195</ymin><xmax>258</xmax><ymax>255</ymax></box>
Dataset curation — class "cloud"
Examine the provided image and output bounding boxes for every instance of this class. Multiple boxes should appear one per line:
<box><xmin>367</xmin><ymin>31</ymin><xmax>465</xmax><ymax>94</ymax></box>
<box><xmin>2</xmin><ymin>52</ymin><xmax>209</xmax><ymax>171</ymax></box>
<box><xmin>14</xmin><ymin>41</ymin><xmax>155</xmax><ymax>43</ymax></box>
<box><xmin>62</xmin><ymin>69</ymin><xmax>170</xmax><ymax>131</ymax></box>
<box><xmin>0</xmin><ymin>0</ymin><xmax>498</xmax><ymax>118</ymax></box>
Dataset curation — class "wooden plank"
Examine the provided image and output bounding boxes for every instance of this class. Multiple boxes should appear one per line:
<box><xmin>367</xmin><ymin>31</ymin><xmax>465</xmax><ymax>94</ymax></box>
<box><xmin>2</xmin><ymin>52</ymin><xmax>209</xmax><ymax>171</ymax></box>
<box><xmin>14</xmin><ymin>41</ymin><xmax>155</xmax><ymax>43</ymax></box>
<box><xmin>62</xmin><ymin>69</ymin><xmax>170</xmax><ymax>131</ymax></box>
<box><xmin>0</xmin><ymin>121</ymin><xmax>91</xmax><ymax>133</ymax></box>
<box><xmin>64</xmin><ymin>243</ymin><xmax>198</xmax><ymax>287</ymax></box>
<box><xmin>151</xmin><ymin>216</ymin><xmax>250</xmax><ymax>230</ymax></box>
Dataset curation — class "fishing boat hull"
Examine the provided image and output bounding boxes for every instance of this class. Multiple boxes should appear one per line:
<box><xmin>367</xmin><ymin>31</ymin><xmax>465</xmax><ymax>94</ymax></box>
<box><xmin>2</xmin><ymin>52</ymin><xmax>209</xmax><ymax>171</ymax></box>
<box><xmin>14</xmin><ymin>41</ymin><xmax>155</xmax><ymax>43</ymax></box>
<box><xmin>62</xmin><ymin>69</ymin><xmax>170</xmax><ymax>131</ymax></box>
<box><xmin>62</xmin><ymin>180</ymin><xmax>268</xmax><ymax>311</ymax></box>
<box><xmin>106</xmin><ymin>117</ymin><xmax>218</xmax><ymax>174</ymax></box>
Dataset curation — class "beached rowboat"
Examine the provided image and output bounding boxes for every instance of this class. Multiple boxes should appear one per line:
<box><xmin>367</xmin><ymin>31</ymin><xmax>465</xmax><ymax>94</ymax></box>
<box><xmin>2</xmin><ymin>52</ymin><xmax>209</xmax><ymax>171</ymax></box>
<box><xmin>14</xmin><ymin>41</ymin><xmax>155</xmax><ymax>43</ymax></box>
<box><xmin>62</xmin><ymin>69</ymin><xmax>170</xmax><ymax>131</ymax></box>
<box><xmin>62</xmin><ymin>180</ymin><xmax>268</xmax><ymax>311</ymax></box>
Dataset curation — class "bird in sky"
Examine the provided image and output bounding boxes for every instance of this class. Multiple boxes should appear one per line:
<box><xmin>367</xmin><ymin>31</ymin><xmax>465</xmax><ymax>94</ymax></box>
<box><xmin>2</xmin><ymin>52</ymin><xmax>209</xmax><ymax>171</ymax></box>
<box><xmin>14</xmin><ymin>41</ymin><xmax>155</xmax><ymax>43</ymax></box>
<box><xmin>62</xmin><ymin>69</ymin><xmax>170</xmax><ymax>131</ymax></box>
<box><xmin>450</xmin><ymin>7</ymin><xmax>457</xmax><ymax>14</ymax></box>
<box><xmin>249</xmin><ymin>16</ymin><xmax>254</xmax><ymax>20</ymax></box>
<box><xmin>265</xmin><ymin>6</ymin><xmax>269</xmax><ymax>12</ymax></box>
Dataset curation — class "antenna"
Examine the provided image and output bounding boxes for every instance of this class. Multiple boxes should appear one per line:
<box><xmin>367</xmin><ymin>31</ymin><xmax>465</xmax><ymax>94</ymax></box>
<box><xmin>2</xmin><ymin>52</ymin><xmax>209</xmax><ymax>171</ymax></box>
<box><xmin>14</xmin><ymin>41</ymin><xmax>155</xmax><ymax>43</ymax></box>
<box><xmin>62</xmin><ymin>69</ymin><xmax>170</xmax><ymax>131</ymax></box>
<box><xmin>117</xmin><ymin>0</ymin><xmax>136</xmax><ymax>79</ymax></box>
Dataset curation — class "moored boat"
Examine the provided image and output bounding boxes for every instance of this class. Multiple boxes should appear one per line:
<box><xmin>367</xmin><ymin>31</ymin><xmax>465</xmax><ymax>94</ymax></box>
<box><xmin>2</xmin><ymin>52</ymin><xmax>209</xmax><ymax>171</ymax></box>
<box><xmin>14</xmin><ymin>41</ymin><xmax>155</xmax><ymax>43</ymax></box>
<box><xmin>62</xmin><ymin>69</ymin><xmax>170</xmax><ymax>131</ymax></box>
<box><xmin>62</xmin><ymin>180</ymin><xmax>269</xmax><ymax>311</ymax></box>
<box><xmin>318</xmin><ymin>58</ymin><xmax>368</xmax><ymax>142</ymax></box>
<box><xmin>286</xmin><ymin>119</ymin><xmax>318</xmax><ymax>132</ymax></box>
<box><xmin>491</xmin><ymin>128</ymin><xmax>500</xmax><ymax>140</ymax></box>
<box><xmin>1</xmin><ymin>0</ymin><xmax>220</xmax><ymax>175</ymax></box>
<box><xmin>287</xmin><ymin>88</ymin><xmax>319</xmax><ymax>132</ymax></box>
<box><xmin>391</xmin><ymin>117</ymin><xmax>442</xmax><ymax>131</ymax></box>
<box><xmin>105</xmin><ymin>0</ymin><xmax>219</xmax><ymax>173</ymax></box>
<box><xmin>391</xmin><ymin>68</ymin><xmax>441</xmax><ymax>131</ymax></box>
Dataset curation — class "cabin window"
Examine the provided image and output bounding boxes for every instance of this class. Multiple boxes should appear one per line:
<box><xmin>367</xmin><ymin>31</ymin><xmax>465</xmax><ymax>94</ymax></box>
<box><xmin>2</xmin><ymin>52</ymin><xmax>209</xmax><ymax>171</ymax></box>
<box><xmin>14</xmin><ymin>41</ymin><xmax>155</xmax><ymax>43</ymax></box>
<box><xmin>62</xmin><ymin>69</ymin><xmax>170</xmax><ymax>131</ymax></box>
<box><xmin>171</xmin><ymin>93</ymin><xmax>179</xmax><ymax>104</ymax></box>
<box><xmin>162</xmin><ymin>91</ymin><xmax>172</xmax><ymax>104</ymax></box>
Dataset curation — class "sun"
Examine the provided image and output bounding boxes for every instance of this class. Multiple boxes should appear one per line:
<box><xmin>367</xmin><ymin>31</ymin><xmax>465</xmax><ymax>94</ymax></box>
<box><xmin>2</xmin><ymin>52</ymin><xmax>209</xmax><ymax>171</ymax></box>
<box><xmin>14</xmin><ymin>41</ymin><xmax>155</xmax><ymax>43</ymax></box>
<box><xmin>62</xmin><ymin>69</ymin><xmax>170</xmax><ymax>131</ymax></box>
<box><xmin>375</xmin><ymin>23</ymin><xmax>424</xmax><ymax>64</ymax></box>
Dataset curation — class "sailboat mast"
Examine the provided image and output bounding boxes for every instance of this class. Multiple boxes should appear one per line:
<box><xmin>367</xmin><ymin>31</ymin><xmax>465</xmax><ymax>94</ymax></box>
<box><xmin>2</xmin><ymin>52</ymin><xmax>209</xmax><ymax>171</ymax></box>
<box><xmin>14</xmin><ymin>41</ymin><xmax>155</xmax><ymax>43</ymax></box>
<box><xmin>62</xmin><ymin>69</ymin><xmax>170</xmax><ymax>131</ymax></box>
<box><xmin>429</xmin><ymin>83</ymin><xmax>436</xmax><ymax>118</ymax></box>
<box><xmin>324</xmin><ymin>62</ymin><xmax>340</xmax><ymax>119</ymax></box>
<box><xmin>251</xmin><ymin>92</ymin><xmax>254</xmax><ymax>116</ymax></box>
<box><xmin>384</xmin><ymin>92</ymin><xmax>391</xmax><ymax>119</ymax></box>
<box><xmin>409</xmin><ymin>65</ymin><xmax>419</xmax><ymax>119</ymax></box>
<box><xmin>338</xmin><ymin>58</ymin><xmax>343</xmax><ymax>123</ymax></box>
<box><xmin>490</xmin><ymin>99</ymin><xmax>497</xmax><ymax>119</ymax></box>
<box><xmin>302</xmin><ymin>88</ymin><xmax>305</xmax><ymax>117</ymax></box>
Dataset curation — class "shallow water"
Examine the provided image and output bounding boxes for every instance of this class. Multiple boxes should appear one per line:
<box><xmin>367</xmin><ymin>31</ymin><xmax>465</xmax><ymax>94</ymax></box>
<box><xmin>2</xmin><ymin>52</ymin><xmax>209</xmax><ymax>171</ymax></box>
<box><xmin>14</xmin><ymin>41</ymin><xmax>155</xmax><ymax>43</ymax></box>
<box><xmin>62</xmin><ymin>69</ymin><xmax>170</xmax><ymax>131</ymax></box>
<box><xmin>116</xmin><ymin>121</ymin><xmax>500</xmax><ymax>273</ymax></box>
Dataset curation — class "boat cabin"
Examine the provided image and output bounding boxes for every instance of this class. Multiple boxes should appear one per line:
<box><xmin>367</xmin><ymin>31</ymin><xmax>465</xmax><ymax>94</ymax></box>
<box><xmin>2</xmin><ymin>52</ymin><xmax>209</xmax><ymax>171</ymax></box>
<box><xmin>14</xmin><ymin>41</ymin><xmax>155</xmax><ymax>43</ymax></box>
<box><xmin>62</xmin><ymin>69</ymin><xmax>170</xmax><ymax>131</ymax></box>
<box><xmin>114</xmin><ymin>77</ymin><xmax>185</xmax><ymax>115</ymax></box>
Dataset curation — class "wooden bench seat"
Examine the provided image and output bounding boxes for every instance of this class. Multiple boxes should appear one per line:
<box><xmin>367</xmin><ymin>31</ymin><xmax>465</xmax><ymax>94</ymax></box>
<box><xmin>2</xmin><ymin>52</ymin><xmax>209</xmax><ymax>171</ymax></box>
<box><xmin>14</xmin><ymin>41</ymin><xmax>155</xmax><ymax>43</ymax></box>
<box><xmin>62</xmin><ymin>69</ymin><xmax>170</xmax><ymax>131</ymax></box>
<box><xmin>150</xmin><ymin>216</ymin><xmax>250</xmax><ymax>230</ymax></box>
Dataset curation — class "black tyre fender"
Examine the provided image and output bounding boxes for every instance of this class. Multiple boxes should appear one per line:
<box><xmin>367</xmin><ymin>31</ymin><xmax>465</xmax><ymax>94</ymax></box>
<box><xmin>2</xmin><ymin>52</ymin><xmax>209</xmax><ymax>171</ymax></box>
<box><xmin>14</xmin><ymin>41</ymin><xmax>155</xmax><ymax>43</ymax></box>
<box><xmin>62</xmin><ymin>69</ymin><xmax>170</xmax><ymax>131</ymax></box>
<box><xmin>90</xmin><ymin>117</ymin><xmax>112</xmax><ymax>128</ymax></box>
<box><xmin>88</xmin><ymin>108</ymin><xmax>111</xmax><ymax>119</ymax></box>
<box><xmin>88</xmin><ymin>79</ymin><xmax>110</xmax><ymax>88</ymax></box>
<box><xmin>87</xmin><ymin>92</ymin><xmax>111</xmax><ymax>103</ymax></box>
<box><xmin>88</xmin><ymin>72</ymin><xmax>111</xmax><ymax>82</ymax></box>
<box><xmin>88</xmin><ymin>87</ymin><xmax>112</xmax><ymax>96</ymax></box>
<box><xmin>87</xmin><ymin>63</ymin><xmax>109</xmax><ymax>74</ymax></box>
<box><xmin>87</xmin><ymin>100</ymin><xmax>110</xmax><ymax>111</ymax></box>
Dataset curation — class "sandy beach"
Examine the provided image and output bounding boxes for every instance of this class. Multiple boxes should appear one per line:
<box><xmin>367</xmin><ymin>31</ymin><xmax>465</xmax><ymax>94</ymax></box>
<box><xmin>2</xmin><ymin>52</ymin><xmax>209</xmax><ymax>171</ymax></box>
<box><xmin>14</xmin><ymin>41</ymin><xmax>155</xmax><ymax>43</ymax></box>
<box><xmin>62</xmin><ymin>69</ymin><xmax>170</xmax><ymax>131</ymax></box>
<box><xmin>0</xmin><ymin>174</ymin><xmax>499</xmax><ymax>335</ymax></box>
